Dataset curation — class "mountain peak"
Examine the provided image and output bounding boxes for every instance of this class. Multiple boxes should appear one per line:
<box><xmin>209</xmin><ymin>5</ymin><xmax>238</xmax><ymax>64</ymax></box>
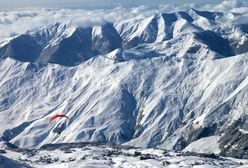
<box><xmin>0</xmin><ymin>8</ymin><xmax>248</xmax><ymax>159</ymax></box>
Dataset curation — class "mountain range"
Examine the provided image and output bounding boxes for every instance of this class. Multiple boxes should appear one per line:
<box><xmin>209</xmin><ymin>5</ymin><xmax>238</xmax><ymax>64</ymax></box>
<box><xmin>0</xmin><ymin>8</ymin><xmax>248</xmax><ymax>159</ymax></box>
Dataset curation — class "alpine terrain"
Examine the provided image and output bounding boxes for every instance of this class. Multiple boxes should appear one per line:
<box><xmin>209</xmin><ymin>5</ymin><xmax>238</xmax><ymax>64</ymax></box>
<box><xmin>0</xmin><ymin>2</ymin><xmax>248</xmax><ymax>167</ymax></box>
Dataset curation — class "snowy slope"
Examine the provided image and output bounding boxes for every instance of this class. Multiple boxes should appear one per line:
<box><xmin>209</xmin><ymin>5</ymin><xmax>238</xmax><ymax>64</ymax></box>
<box><xmin>0</xmin><ymin>4</ymin><xmax>248</xmax><ymax>159</ymax></box>
<box><xmin>1</xmin><ymin>143</ymin><xmax>247</xmax><ymax>168</ymax></box>
<box><xmin>0</xmin><ymin>154</ymin><xmax>30</xmax><ymax>168</ymax></box>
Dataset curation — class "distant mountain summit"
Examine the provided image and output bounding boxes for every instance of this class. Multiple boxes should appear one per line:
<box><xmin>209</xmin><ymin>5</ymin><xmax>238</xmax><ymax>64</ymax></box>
<box><xmin>0</xmin><ymin>22</ymin><xmax>122</xmax><ymax>66</ymax></box>
<box><xmin>1</xmin><ymin>9</ymin><xmax>247</xmax><ymax>65</ymax></box>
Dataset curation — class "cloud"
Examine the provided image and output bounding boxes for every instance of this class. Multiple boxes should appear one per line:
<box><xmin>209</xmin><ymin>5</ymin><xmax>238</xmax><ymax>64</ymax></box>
<box><xmin>0</xmin><ymin>7</ymin><xmax>159</xmax><ymax>39</ymax></box>
<box><xmin>202</xmin><ymin>0</ymin><xmax>248</xmax><ymax>11</ymax></box>
<box><xmin>0</xmin><ymin>0</ymin><xmax>247</xmax><ymax>40</ymax></box>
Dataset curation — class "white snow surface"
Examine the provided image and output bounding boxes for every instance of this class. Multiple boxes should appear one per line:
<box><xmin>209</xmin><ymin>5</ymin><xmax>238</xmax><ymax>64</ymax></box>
<box><xmin>1</xmin><ymin>144</ymin><xmax>248</xmax><ymax>168</ymax></box>
<box><xmin>239</xmin><ymin>129</ymin><xmax>248</xmax><ymax>134</ymax></box>
<box><xmin>183</xmin><ymin>136</ymin><xmax>221</xmax><ymax>154</ymax></box>
<box><xmin>0</xmin><ymin>2</ymin><xmax>248</xmax><ymax>159</ymax></box>
<box><xmin>1</xmin><ymin>52</ymin><xmax>247</xmax><ymax>149</ymax></box>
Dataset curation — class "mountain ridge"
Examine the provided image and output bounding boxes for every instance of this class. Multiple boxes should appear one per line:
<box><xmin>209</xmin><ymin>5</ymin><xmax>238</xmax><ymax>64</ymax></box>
<box><xmin>0</xmin><ymin>8</ymin><xmax>248</xmax><ymax>159</ymax></box>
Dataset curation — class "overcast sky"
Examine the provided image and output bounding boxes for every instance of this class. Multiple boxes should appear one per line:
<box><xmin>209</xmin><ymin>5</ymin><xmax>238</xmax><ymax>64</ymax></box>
<box><xmin>0</xmin><ymin>0</ymin><xmax>241</xmax><ymax>10</ymax></box>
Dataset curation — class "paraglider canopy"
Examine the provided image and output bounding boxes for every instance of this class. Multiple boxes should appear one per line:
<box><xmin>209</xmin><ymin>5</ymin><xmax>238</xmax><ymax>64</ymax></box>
<box><xmin>49</xmin><ymin>114</ymin><xmax>70</xmax><ymax>122</ymax></box>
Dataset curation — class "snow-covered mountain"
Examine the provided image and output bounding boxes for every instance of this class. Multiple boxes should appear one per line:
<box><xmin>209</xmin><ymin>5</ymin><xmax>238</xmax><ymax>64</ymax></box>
<box><xmin>0</xmin><ymin>6</ymin><xmax>248</xmax><ymax>159</ymax></box>
<box><xmin>0</xmin><ymin>22</ymin><xmax>122</xmax><ymax>66</ymax></box>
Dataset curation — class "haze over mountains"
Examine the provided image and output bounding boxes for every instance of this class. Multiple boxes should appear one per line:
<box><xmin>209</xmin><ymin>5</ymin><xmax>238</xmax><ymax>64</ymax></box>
<box><xmin>0</xmin><ymin>0</ymin><xmax>248</xmax><ymax>162</ymax></box>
